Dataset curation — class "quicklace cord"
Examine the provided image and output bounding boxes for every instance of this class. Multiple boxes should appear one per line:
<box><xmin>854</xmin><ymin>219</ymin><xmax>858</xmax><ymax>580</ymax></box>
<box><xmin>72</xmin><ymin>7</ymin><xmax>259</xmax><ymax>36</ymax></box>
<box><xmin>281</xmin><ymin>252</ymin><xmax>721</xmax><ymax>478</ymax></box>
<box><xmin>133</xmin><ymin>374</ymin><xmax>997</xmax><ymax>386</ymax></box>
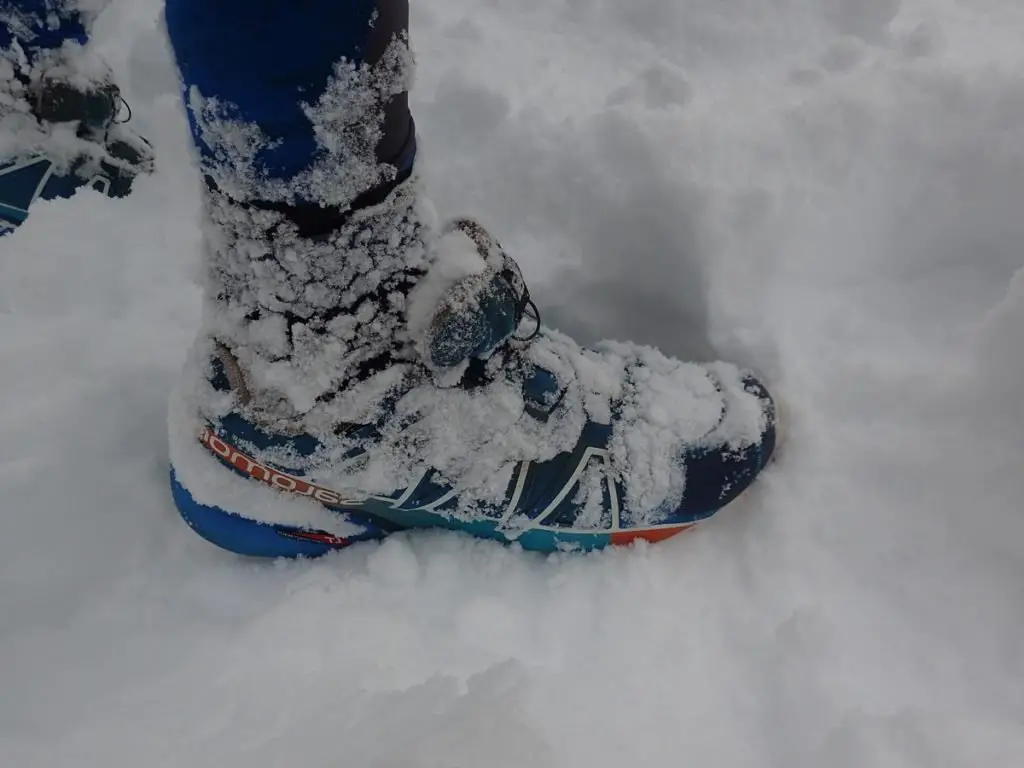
<box><xmin>515</xmin><ymin>297</ymin><xmax>541</xmax><ymax>341</ymax></box>
<box><xmin>499</xmin><ymin>258</ymin><xmax>542</xmax><ymax>343</ymax></box>
<box><xmin>112</xmin><ymin>90</ymin><xmax>132</xmax><ymax>124</ymax></box>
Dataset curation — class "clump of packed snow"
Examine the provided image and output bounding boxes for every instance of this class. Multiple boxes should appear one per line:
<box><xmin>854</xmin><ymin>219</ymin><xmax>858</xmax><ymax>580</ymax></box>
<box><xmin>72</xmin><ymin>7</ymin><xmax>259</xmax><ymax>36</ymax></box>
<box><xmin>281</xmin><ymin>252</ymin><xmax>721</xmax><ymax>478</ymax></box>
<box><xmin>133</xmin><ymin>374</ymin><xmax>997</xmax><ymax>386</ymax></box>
<box><xmin>3</xmin><ymin>0</ymin><xmax>1024</xmax><ymax>766</ymax></box>
<box><xmin>197</xmin><ymin>173</ymin><xmax>430</xmax><ymax>420</ymax></box>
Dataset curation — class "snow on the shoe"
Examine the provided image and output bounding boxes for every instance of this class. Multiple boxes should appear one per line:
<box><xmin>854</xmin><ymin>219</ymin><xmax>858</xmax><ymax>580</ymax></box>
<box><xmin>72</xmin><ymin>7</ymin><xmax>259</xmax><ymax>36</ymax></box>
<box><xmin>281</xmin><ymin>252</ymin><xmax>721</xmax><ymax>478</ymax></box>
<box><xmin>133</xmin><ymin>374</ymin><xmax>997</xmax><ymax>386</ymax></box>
<box><xmin>4</xmin><ymin>0</ymin><xmax>1024</xmax><ymax>765</ymax></box>
<box><xmin>186</xmin><ymin>29</ymin><xmax>761</xmax><ymax>516</ymax></box>
<box><xmin>168</xmin><ymin>383</ymin><xmax>367</xmax><ymax>539</ymax></box>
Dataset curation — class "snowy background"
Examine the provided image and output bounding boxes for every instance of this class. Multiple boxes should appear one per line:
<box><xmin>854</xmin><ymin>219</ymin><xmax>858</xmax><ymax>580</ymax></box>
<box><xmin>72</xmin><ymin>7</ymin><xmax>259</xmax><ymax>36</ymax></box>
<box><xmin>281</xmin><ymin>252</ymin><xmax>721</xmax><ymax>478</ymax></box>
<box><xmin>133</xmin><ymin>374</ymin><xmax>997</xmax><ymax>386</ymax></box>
<box><xmin>3</xmin><ymin>0</ymin><xmax>1024</xmax><ymax>765</ymax></box>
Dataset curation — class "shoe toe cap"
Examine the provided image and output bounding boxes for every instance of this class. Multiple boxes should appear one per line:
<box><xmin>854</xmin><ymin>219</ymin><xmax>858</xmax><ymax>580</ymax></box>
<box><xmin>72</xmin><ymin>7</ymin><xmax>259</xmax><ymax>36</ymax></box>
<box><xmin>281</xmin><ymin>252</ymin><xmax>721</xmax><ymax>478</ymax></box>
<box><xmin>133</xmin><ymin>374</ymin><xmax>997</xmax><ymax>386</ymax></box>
<box><xmin>676</xmin><ymin>373</ymin><xmax>776</xmax><ymax>518</ymax></box>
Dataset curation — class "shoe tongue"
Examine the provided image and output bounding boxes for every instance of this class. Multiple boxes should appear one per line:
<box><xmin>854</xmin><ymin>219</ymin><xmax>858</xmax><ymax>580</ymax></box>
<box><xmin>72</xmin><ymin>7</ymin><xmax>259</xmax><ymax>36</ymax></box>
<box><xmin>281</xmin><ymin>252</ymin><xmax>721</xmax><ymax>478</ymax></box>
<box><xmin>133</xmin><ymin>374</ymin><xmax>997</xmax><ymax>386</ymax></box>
<box><xmin>522</xmin><ymin>364</ymin><xmax>563</xmax><ymax>421</ymax></box>
<box><xmin>524</xmin><ymin>365</ymin><xmax>559</xmax><ymax>401</ymax></box>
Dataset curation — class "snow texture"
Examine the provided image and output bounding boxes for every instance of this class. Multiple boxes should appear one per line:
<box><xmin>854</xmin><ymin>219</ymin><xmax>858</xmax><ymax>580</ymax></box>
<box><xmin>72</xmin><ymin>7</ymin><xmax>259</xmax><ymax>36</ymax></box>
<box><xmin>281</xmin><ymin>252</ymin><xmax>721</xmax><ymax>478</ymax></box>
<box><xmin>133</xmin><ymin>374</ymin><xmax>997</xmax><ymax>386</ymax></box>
<box><xmin>197</xmin><ymin>174</ymin><xmax>431</xmax><ymax>420</ymax></box>
<box><xmin>4</xmin><ymin>0</ymin><xmax>1024</xmax><ymax>765</ymax></box>
<box><xmin>187</xmin><ymin>36</ymin><xmax>414</xmax><ymax>206</ymax></box>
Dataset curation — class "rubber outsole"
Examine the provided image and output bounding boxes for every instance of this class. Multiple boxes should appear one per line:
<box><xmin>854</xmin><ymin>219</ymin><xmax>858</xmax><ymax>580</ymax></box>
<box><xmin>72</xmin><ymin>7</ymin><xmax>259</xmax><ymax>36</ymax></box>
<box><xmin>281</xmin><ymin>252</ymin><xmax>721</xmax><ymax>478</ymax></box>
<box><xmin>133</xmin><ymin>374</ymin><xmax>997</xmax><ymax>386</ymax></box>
<box><xmin>170</xmin><ymin>469</ymin><xmax>386</xmax><ymax>558</ymax></box>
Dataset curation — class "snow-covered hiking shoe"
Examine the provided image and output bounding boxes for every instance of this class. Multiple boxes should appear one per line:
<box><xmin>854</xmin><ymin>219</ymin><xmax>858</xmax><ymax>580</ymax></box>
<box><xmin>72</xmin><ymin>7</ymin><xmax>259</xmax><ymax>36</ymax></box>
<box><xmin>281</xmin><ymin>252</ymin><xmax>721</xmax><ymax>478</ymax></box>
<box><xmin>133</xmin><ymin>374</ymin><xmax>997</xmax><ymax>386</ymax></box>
<box><xmin>168</xmin><ymin>183</ymin><xmax>777</xmax><ymax>557</ymax></box>
<box><xmin>0</xmin><ymin>50</ymin><xmax>153</xmax><ymax>233</ymax></box>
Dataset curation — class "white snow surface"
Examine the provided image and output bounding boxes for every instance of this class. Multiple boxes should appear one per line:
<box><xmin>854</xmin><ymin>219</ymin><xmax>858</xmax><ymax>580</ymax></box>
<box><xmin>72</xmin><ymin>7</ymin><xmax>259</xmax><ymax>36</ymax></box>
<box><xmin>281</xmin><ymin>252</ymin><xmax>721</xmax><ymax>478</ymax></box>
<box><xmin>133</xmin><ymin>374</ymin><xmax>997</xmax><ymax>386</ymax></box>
<box><xmin>4</xmin><ymin>0</ymin><xmax>1024</xmax><ymax>765</ymax></box>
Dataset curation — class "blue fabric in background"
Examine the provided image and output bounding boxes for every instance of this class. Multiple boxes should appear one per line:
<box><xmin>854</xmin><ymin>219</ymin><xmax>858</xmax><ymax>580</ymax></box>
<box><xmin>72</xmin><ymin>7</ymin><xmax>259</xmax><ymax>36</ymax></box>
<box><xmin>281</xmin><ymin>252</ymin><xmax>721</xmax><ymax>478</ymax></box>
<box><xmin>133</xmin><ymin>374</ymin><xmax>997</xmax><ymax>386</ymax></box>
<box><xmin>164</xmin><ymin>0</ymin><xmax>378</xmax><ymax>184</ymax></box>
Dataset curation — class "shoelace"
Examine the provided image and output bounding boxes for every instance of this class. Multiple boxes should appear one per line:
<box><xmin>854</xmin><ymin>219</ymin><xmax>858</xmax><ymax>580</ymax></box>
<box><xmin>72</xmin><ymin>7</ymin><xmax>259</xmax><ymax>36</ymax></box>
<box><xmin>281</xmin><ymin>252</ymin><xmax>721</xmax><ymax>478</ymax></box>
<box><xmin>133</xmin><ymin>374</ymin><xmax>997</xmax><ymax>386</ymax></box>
<box><xmin>494</xmin><ymin>246</ymin><xmax>542</xmax><ymax>343</ymax></box>
<box><xmin>112</xmin><ymin>90</ymin><xmax>132</xmax><ymax>125</ymax></box>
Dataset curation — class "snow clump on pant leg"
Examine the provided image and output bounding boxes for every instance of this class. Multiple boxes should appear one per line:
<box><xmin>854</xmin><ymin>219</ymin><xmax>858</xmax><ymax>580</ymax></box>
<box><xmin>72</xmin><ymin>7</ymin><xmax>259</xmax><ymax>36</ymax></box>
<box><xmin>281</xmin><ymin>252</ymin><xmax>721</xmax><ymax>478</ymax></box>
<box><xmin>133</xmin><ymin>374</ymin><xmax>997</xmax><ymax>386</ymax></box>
<box><xmin>186</xmin><ymin>36</ymin><xmax>415</xmax><ymax>208</ymax></box>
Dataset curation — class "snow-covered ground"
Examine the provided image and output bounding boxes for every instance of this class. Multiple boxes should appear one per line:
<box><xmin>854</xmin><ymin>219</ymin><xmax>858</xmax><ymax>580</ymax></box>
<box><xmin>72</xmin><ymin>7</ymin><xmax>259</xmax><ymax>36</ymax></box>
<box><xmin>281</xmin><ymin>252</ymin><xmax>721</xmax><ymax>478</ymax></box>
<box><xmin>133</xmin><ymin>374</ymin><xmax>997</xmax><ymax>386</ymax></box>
<box><xmin>3</xmin><ymin>0</ymin><xmax>1024</xmax><ymax>764</ymax></box>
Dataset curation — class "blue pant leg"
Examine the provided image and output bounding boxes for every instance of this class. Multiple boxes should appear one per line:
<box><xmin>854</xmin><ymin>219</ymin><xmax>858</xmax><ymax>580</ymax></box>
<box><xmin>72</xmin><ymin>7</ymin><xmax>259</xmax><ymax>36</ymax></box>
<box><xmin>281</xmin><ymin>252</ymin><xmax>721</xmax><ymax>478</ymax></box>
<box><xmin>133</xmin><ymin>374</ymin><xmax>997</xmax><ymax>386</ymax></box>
<box><xmin>164</xmin><ymin>0</ymin><xmax>414</xmax><ymax>207</ymax></box>
<box><xmin>0</xmin><ymin>1</ymin><xmax>89</xmax><ymax>56</ymax></box>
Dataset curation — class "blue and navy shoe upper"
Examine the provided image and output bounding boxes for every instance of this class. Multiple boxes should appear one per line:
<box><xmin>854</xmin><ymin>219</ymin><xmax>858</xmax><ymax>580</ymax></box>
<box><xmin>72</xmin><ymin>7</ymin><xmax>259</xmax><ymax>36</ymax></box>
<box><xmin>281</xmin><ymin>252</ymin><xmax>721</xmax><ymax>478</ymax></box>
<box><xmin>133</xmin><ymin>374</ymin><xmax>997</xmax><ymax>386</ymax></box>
<box><xmin>0</xmin><ymin>144</ymin><xmax>144</xmax><ymax>232</ymax></box>
<box><xmin>203</xmin><ymin>339</ymin><xmax>776</xmax><ymax>543</ymax></box>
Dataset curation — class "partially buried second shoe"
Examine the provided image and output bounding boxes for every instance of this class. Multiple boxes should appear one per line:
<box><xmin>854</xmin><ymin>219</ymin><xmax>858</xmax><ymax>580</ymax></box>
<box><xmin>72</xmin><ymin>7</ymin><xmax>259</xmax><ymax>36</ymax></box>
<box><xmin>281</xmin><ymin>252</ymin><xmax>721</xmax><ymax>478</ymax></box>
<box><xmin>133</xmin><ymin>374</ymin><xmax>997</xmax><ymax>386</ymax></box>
<box><xmin>0</xmin><ymin>54</ymin><xmax>153</xmax><ymax>233</ymax></box>
<box><xmin>169</xmin><ymin>180</ymin><xmax>777</xmax><ymax>557</ymax></box>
